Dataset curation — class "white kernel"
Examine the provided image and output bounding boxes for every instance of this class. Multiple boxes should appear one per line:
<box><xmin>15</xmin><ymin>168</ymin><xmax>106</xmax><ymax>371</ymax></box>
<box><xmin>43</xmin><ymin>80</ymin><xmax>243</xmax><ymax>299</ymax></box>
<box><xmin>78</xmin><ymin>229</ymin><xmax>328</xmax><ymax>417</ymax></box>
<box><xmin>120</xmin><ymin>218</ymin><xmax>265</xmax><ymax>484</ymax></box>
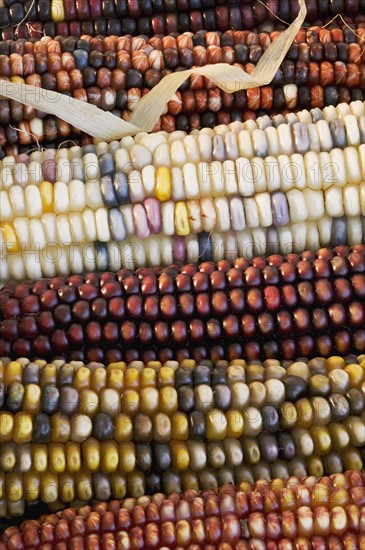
<box><xmin>69</xmin><ymin>180</ymin><xmax>86</xmax><ymax>212</ymax></box>
<box><xmin>25</xmin><ymin>185</ymin><xmax>42</xmax><ymax>217</ymax></box>
<box><xmin>95</xmin><ymin>208</ymin><xmax>111</xmax><ymax>242</ymax></box>
<box><xmin>183</xmin><ymin>163</ymin><xmax>199</xmax><ymax>199</ymax></box>
<box><xmin>86</xmin><ymin>179</ymin><xmax>103</xmax><ymax>209</ymax></box>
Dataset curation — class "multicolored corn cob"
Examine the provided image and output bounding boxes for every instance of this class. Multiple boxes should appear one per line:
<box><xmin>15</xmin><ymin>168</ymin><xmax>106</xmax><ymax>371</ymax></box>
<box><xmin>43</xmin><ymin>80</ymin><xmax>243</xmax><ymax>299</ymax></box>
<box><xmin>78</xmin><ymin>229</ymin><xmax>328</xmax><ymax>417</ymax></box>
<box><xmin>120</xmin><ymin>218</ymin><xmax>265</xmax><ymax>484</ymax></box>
<box><xmin>0</xmin><ymin>471</ymin><xmax>365</xmax><ymax>544</ymax></box>
<box><xmin>1</xmin><ymin>28</ymin><xmax>364</xmax><ymax>146</ymax></box>
<box><xmin>1</xmin><ymin>101</ymin><xmax>364</xmax><ymax>281</ymax></box>
<box><xmin>1</xmin><ymin>245</ymin><xmax>364</xmax><ymax>362</ymax></box>
<box><xmin>0</xmin><ymin>354</ymin><xmax>364</xmax><ymax>515</ymax></box>
<box><xmin>1</xmin><ymin>0</ymin><xmax>365</xmax><ymax>40</ymax></box>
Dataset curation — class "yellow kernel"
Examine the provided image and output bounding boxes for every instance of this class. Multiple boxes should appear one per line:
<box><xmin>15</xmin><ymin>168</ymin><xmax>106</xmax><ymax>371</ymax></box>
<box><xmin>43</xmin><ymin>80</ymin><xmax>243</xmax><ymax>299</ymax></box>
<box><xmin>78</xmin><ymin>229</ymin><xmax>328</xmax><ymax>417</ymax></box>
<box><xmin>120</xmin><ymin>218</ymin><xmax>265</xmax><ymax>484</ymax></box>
<box><xmin>295</xmin><ymin>398</ymin><xmax>314</xmax><ymax>428</ymax></box>
<box><xmin>51</xmin><ymin>0</ymin><xmax>65</xmax><ymax>22</ymax></box>
<box><xmin>206</xmin><ymin>409</ymin><xmax>227</xmax><ymax>441</ymax></box>
<box><xmin>100</xmin><ymin>441</ymin><xmax>119</xmax><ymax>473</ymax></box>
<box><xmin>306</xmin><ymin>455</ymin><xmax>324</xmax><ymax>477</ymax></box>
<box><xmin>40</xmin><ymin>364</ymin><xmax>57</xmax><ymax>386</ymax></box>
<box><xmin>344</xmin><ymin>364</ymin><xmax>365</xmax><ymax>387</ymax></box>
<box><xmin>159</xmin><ymin>386</ymin><xmax>178</xmax><ymax>415</ymax></box>
<box><xmin>4</xmin><ymin>361</ymin><xmax>22</xmax><ymax>385</ymax></box>
<box><xmin>326</xmin><ymin>356</ymin><xmax>346</xmax><ymax>371</ymax></box>
<box><xmin>49</xmin><ymin>443</ymin><xmax>66</xmax><ymax>474</ymax></box>
<box><xmin>32</xmin><ymin>444</ymin><xmax>48</xmax><ymax>472</ymax></box>
<box><xmin>114</xmin><ymin>414</ymin><xmax>133</xmax><ymax>442</ymax></box>
<box><xmin>175</xmin><ymin>202</ymin><xmax>190</xmax><ymax>236</ymax></box>
<box><xmin>124</xmin><ymin>367</ymin><xmax>140</xmax><ymax>389</ymax></box>
<box><xmin>39</xmin><ymin>181</ymin><xmax>54</xmax><ymax>213</ymax></box>
<box><xmin>121</xmin><ymin>389</ymin><xmax>140</xmax><ymax>416</ymax></box>
<box><xmin>0</xmin><ymin>412</ymin><xmax>14</xmax><ymax>442</ymax></box>
<box><xmin>91</xmin><ymin>367</ymin><xmax>107</xmax><ymax>392</ymax></box>
<box><xmin>140</xmin><ymin>367</ymin><xmax>156</xmax><ymax>388</ymax></box>
<box><xmin>226</xmin><ymin>409</ymin><xmax>245</xmax><ymax>438</ymax></box>
<box><xmin>107</xmin><ymin>368</ymin><xmax>124</xmax><ymax>391</ymax></box>
<box><xmin>155</xmin><ymin>166</ymin><xmax>172</xmax><ymax>202</ymax></box>
<box><xmin>6</xmin><ymin>473</ymin><xmax>23</xmax><ymax>502</ymax></box>
<box><xmin>13</xmin><ymin>412</ymin><xmax>33</xmax><ymax>444</ymax></box>
<box><xmin>82</xmin><ymin>438</ymin><xmax>100</xmax><ymax>472</ymax></box>
<box><xmin>10</xmin><ymin>76</ymin><xmax>25</xmax><ymax>84</ymax></box>
<box><xmin>51</xmin><ymin>413</ymin><xmax>71</xmax><ymax>443</ymax></box>
<box><xmin>140</xmin><ymin>387</ymin><xmax>159</xmax><ymax>415</ymax></box>
<box><xmin>41</xmin><ymin>472</ymin><xmax>59</xmax><ymax>503</ymax></box>
<box><xmin>118</xmin><ymin>442</ymin><xmax>136</xmax><ymax>473</ymax></box>
<box><xmin>23</xmin><ymin>384</ymin><xmax>41</xmax><ymax>413</ymax></box>
<box><xmin>75</xmin><ymin>472</ymin><xmax>92</xmax><ymax>501</ymax></box>
<box><xmin>23</xmin><ymin>472</ymin><xmax>40</xmax><ymax>502</ymax></box>
<box><xmin>171</xmin><ymin>441</ymin><xmax>190</xmax><ymax>470</ymax></box>
<box><xmin>79</xmin><ymin>389</ymin><xmax>99</xmax><ymax>418</ymax></box>
<box><xmin>110</xmin><ymin>473</ymin><xmax>127</xmax><ymax>500</ymax></box>
<box><xmin>158</xmin><ymin>366</ymin><xmax>175</xmax><ymax>387</ymax></box>
<box><xmin>0</xmin><ymin>223</ymin><xmax>19</xmax><ymax>254</ymax></box>
<box><xmin>59</xmin><ymin>473</ymin><xmax>75</xmax><ymax>503</ymax></box>
<box><xmin>1</xmin><ymin>443</ymin><xmax>16</xmax><ymax>471</ymax></box>
<box><xmin>171</xmin><ymin>412</ymin><xmax>189</xmax><ymax>440</ymax></box>
<box><xmin>65</xmin><ymin>442</ymin><xmax>81</xmax><ymax>473</ymax></box>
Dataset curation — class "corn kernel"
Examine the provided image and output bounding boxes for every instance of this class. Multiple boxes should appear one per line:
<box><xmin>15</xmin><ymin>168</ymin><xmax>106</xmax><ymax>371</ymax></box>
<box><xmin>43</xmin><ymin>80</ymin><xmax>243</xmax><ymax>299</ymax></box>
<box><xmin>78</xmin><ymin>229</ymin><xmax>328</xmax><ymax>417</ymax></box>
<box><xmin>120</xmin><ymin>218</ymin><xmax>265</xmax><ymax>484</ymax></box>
<box><xmin>41</xmin><ymin>472</ymin><xmax>58</xmax><ymax>503</ymax></box>
<box><xmin>6</xmin><ymin>473</ymin><xmax>23</xmax><ymax>502</ymax></box>
<box><xmin>23</xmin><ymin>472</ymin><xmax>40</xmax><ymax>501</ymax></box>
<box><xmin>59</xmin><ymin>473</ymin><xmax>75</xmax><ymax>503</ymax></box>
<box><xmin>51</xmin><ymin>0</ymin><xmax>65</xmax><ymax>22</ymax></box>
<box><xmin>82</xmin><ymin>438</ymin><xmax>100</xmax><ymax>472</ymax></box>
<box><xmin>39</xmin><ymin>181</ymin><xmax>54</xmax><ymax>213</ymax></box>
<box><xmin>32</xmin><ymin>444</ymin><xmax>48</xmax><ymax>472</ymax></box>
<box><xmin>49</xmin><ymin>443</ymin><xmax>66</xmax><ymax>474</ymax></box>
<box><xmin>171</xmin><ymin>441</ymin><xmax>190</xmax><ymax>470</ymax></box>
<box><xmin>0</xmin><ymin>412</ymin><xmax>14</xmax><ymax>442</ymax></box>
<box><xmin>1</xmin><ymin>223</ymin><xmax>19</xmax><ymax>254</ymax></box>
<box><xmin>13</xmin><ymin>412</ymin><xmax>33</xmax><ymax>444</ymax></box>
<box><xmin>66</xmin><ymin>442</ymin><xmax>81</xmax><ymax>473</ymax></box>
<box><xmin>114</xmin><ymin>414</ymin><xmax>133</xmax><ymax>442</ymax></box>
<box><xmin>155</xmin><ymin>167</ymin><xmax>172</xmax><ymax>202</ymax></box>
<box><xmin>175</xmin><ymin>202</ymin><xmax>190</xmax><ymax>236</ymax></box>
<box><xmin>226</xmin><ymin>409</ymin><xmax>245</xmax><ymax>438</ymax></box>
<box><xmin>101</xmin><ymin>441</ymin><xmax>119</xmax><ymax>473</ymax></box>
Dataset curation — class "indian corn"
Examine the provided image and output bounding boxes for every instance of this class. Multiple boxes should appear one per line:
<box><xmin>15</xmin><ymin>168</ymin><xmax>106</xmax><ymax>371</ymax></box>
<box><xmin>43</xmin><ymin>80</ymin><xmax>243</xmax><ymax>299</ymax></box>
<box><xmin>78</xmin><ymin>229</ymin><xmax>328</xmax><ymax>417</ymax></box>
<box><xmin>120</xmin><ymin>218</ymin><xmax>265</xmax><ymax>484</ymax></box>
<box><xmin>0</xmin><ymin>355</ymin><xmax>364</xmax><ymax>515</ymax></box>
<box><xmin>0</xmin><ymin>245</ymin><xmax>364</xmax><ymax>361</ymax></box>
<box><xmin>2</xmin><ymin>0</ymin><xmax>365</xmax><ymax>40</ymax></box>
<box><xmin>0</xmin><ymin>102</ymin><xmax>364</xmax><ymax>281</ymax></box>
<box><xmin>0</xmin><ymin>472</ymin><xmax>365</xmax><ymax>543</ymax></box>
<box><xmin>1</xmin><ymin>28</ymin><xmax>364</xmax><ymax>146</ymax></box>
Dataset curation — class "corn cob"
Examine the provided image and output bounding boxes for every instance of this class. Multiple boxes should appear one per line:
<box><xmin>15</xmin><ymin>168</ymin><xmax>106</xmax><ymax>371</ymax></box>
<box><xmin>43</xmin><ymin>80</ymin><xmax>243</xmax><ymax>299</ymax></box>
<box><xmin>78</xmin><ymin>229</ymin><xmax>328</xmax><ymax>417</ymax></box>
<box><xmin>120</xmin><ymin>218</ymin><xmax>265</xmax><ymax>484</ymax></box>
<box><xmin>1</xmin><ymin>117</ymin><xmax>364</xmax><ymax>279</ymax></box>
<box><xmin>0</xmin><ymin>472</ymin><xmax>364</xmax><ymax>543</ymax></box>
<box><xmin>1</xmin><ymin>31</ymin><xmax>364</xmax><ymax>146</ymax></box>
<box><xmin>1</xmin><ymin>245</ymin><xmax>364</xmax><ymax>361</ymax></box>
<box><xmin>2</xmin><ymin>221</ymin><xmax>365</xmax><ymax>286</ymax></box>
<box><xmin>1</xmin><ymin>0</ymin><xmax>364</xmax><ymax>41</ymax></box>
<box><xmin>0</xmin><ymin>355</ymin><xmax>363</xmax><ymax>514</ymax></box>
<box><xmin>0</xmin><ymin>356</ymin><xmax>363</xmax><ymax>480</ymax></box>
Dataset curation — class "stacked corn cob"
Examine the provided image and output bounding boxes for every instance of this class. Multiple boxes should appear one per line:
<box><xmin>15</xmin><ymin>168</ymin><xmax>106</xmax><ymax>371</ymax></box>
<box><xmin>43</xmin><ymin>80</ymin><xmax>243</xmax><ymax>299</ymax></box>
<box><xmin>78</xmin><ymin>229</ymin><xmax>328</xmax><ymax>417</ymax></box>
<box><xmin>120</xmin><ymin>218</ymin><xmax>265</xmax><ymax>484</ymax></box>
<box><xmin>0</xmin><ymin>355</ymin><xmax>363</xmax><ymax>516</ymax></box>
<box><xmin>1</xmin><ymin>246</ymin><xmax>364</xmax><ymax>361</ymax></box>
<box><xmin>1</xmin><ymin>0</ymin><xmax>365</xmax><ymax>40</ymax></box>
<box><xmin>1</xmin><ymin>26</ymin><xmax>364</xmax><ymax>149</ymax></box>
<box><xmin>1</xmin><ymin>100</ymin><xmax>364</xmax><ymax>282</ymax></box>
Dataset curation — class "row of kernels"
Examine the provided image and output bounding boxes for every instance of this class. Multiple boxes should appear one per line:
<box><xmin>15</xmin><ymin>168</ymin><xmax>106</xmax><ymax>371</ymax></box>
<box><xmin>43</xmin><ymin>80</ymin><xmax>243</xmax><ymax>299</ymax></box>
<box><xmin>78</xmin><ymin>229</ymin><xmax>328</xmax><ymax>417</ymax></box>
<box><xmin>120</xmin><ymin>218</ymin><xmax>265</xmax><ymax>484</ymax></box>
<box><xmin>0</xmin><ymin>421</ymin><xmax>363</xmax><ymax>477</ymax></box>
<box><xmin>1</xmin><ymin>217</ymin><xmax>364</xmax><ymax>283</ymax></box>
<box><xmin>1</xmin><ymin>154</ymin><xmax>364</xmax><ymax>235</ymax></box>
<box><xmin>1</xmin><ymin>355</ymin><xmax>363</xmax><ymax>386</ymax></box>
<box><xmin>0</xmin><ymin>100</ymin><xmax>363</xmax><ymax>188</ymax></box>
<box><xmin>1</xmin><ymin>361</ymin><xmax>364</xmax><ymax>421</ymax></box>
